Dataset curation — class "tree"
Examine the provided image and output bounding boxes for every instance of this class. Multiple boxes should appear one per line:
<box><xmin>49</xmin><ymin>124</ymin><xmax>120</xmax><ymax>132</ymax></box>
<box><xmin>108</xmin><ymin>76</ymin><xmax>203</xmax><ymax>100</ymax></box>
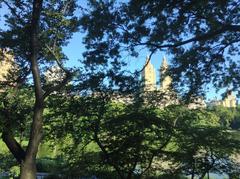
<box><xmin>74</xmin><ymin>1</ymin><xmax>240</xmax><ymax>178</ymax></box>
<box><xmin>156</xmin><ymin>106</ymin><xmax>240</xmax><ymax>179</ymax></box>
<box><xmin>45</xmin><ymin>90</ymin><xmax>176</xmax><ymax>179</ymax></box>
<box><xmin>210</xmin><ymin>105</ymin><xmax>235</xmax><ymax>128</ymax></box>
<box><xmin>0</xmin><ymin>0</ymin><xmax>79</xmax><ymax>178</ymax></box>
<box><xmin>230</xmin><ymin>105</ymin><xmax>240</xmax><ymax>129</ymax></box>
<box><xmin>174</xmin><ymin>126</ymin><xmax>240</xmax><ymax>179</ymax></box>
<box><xmin>80</xmin><ymin>0</ymin><xmax>240</xmax><ymax>98</ymax></box>
<box><xmin>92</xmin><ymin>106</ymin><xmax>174</xmax><ymax>179</ymax></box>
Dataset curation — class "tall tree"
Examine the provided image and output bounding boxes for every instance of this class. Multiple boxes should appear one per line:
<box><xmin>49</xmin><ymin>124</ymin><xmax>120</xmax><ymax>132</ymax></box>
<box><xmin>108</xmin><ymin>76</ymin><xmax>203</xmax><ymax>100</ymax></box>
<box><xmin>80</xmin><ymin>0</ymin><xmax>240</xmax><ymax>97</ymax></box>
<box><xmin>45</xmin><ymin>93</ymin><xmax>176</xmax><ymax>179</ymax></box>
<box><xmin>0</xmin><ymin>0</ymin><xmax>79</xmax><ymax>178</ymax></box>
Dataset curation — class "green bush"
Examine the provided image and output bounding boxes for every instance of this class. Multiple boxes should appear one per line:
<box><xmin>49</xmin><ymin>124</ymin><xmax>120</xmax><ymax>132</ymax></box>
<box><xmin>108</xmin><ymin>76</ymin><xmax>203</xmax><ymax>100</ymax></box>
<box><xmin>36</xmin><ymin>157</ymin><xmax>64</xmax><ymax>173</ymax></box>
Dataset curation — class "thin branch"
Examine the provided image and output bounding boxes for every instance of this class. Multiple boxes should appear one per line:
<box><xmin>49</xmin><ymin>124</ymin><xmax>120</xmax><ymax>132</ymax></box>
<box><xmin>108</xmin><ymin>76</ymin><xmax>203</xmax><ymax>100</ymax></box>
<box><xmin>93</xmin><ymin>118</ymin><xmax>125</xmax><ymax>179</ymax></box>
<box><xmin>61</xmin><ymin>0</ymin><xmax>73</xmax><ymax>15</ymax></box>
<box><xmin>137</xmin><ymin>48</ymin><xmax>157</xmax><ymax>73</ymax></box>
<box><xmin>141</xmin><ymin>153</ymin><xmax>155</xmax><ymax>176</ymax></box>
<box><xmin>43</xmin><ymin>1</ymin><xmax>77</xmax><ymax>98</ymax></box>
<box><xmin>45</xmin><ymin>44</ymin><xmax>69</xmax><ymax>73</ymax></box>
<box><xmin>43</xmin><ymin>45</ymin><xmax>72</xmax><ymax>98</ymax></box>
<box><xmin>2</xmin><ymin>0</ymin><xmax>26</xmax><ymax>24</ymax></box>
<box><xmin>137</xmin><ymin>25</ymin><xmax>240</xmax><ymax>49</ymax></box>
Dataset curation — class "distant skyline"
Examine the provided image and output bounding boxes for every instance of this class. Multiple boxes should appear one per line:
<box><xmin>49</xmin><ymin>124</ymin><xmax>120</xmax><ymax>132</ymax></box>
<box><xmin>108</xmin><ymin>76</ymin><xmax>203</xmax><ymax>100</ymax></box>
<box><xmin>0</xmin><ymin>2</ymin><xmax>238</xmax><ymax>102</ymax></box>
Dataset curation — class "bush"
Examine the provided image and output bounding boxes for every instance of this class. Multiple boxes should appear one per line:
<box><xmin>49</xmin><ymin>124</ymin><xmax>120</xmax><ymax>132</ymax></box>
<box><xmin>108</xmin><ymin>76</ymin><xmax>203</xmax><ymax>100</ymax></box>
<box><xmin>37</xmin><ymin>157</ymin><xmax>64</xmax><ymax>173</ymax></box>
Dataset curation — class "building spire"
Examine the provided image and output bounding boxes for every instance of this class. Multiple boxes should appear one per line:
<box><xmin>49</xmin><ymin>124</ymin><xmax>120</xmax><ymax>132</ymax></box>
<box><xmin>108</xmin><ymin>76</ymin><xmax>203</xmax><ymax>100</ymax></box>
<box><xmin>161</xmin><ymin>55</ymin><xmax>168</xmax><ymax>69</ymax></box>
<box><xmin>160</xmin><ymin>55</ymin><xmax>172</xmax><ymax>91</ymax></box>
<box><xmin>142</xmin><ymin>56</ymin><xmax>156</xmax><ymax>91</ymax></box>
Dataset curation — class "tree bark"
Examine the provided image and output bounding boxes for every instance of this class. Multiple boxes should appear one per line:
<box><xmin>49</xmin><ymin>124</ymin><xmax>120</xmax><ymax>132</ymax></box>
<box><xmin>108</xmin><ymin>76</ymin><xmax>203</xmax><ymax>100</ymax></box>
<box><xmin>20</xmin><ymin>158</ymin><xmax>37</xmax><ymax>179</ymax></box>
<box><xmin>1</xmin><ymin>106</ymin><xmax>26</xmax><ymax>164</ymax></box>
<box><xmin>20</xmin><ymin>0</ymin><xmax>43</xmax><ymax>178</ymax></box>
<box><xmin>2</xmin><ymin>131</ymin><xmax>26</xmax><ymax>163</ymax></box>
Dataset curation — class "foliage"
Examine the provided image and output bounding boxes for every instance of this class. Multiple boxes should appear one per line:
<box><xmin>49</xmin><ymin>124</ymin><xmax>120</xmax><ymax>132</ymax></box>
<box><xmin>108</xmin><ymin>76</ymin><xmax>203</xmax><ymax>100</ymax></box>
<box><xmin>210</xmin><ymin>105</ymin><xmax>236</xmax><ymax>128</ymax></box>
<box><xmin>169</xmin><ymin>106</ymin><xmax>240</xmax><ymax>179</ymax></box>
<box><xmin>0</xmin><ymin>87</ymin><xmax>34</xmax><ymax>139</ymax></box>
<box><xmin>230</xmin><ymin>106</ymin><xmax>240</xmax><ymax>129</ymax></box>
<box><xmin>0</xmin><ymin>0</ymin><xmax>80</xmax><ymax>177</ymax></box>
<box><xmin>94</xmin><ymin>107</ymin><xmax>173</xmax><ymax>178</ymax></box>
<box><xmin>46</xmin><ymin>93</ymin><xmax>174</xmax><ymax>178</ymax></box>
<box><xmin>36</xmin><ymin>157</ymin><xmax>64</xmax><ymax>173</ymax></box>
<box><xmin>80</xmin><ymin>0</ymin><xmax>240</xmax><ymax>97</ymax></box>
<box><xmin>174</xmin><ymin>128</ymin><xmax>240</xmax><ymax>178</ymax></box>
<box><xmin>0</xmin><ymin>1</ymin><xmax>239</xmax><ymax>178</ymax></box>
<box><xmin>0</xmin><ymin>0</ymin><xmax>79</xmax><ymax>65</ymax></box>
<box><xmin>45</xmin><ymin>92</ymin><xmax>240</xmax><ymax>179</ymax></box>
<box><xmin>208</xmin><ymin>105</ymin><xmax>240</xmax><ymax>129</ymax></box>
<box><xmin>0</xmin><ymin>152</ymin><xmax>17</xmax><ymax>173</ymax></box>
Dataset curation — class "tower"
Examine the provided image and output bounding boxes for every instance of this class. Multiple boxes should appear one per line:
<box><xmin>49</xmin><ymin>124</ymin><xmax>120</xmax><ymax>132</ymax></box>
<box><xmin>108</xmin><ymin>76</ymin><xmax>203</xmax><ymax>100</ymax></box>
<box><xmin>160</xmin><ymin>56</ymin><xmax>172</xmax><ymax>91</ymax></box>
<box><xmin>142</xmin><ymin>56</ymin><xmax>156</xmax><ymax>91</ymax></box>
<box><xmin>221</xmin><ymin>90</ymin><xmax>237</xmax><ymax>108</ymax></box>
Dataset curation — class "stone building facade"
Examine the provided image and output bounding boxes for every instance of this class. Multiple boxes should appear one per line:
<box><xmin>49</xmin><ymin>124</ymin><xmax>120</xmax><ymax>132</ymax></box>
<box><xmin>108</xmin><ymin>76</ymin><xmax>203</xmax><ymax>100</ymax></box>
<box><xmin>211</xmin><ymin>90</ymin><xmax>237</xmax><ymax>108</ymax></box>
<box><xmin>0</xmin><ymin>49</ymin><xmax>14</xmax><ymax>82</ymax></box>
<box><xmin>141</xmin><ymin>56</ymin><xmax>157</xmax><ymax>91</ymax></box>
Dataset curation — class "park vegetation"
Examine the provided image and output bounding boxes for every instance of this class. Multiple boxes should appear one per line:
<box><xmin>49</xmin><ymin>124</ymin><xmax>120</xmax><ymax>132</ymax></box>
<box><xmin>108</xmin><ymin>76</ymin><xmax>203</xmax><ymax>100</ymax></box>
<box><xmin>0</xmin><ymin>0</ymin><xmax>240</xmax><ymax>178</ymax></box>
<box><xmin>0</xmin><ymin>90</ymin><xmax>240</xmax><ymax>178</ymax></box>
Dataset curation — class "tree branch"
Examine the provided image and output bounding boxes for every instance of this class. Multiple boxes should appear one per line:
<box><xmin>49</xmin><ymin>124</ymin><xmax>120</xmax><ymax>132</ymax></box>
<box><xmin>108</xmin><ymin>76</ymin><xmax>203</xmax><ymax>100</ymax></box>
<box><xmin>43</xmin><ymin>44</ymin><xmax>73</xmax><ymax>98</ymax></box>
<box><xmin>1</xmin><ymin>103</ymin><xmax>26</xmax><ymax>164</ymax></box>
<box><xmin>136</xmin><ymin>25</ymin><xmax>240</xmax><ymax>49</ymax></box>
<box><xmin>1</xmin><ymin>0</ymin><xmax>26</xmax><ymax>25</ymax></box>
<box><xmin>25</xmin><ymin>0</ymin><xmax>44</xmax><ymax>162</ymax></box>
<box><xmin>42</xmin><ymin>1</ymin><xmax>76</xmax><ymax>98</ymax></box>
<box><xmin>137</xmin><ymin>48</ymin><xmax>157</xmax><ymax>73</ymax></box>
<box><xmin>2</xmin><ymin>131</ymin><xmax>26</xmax><ymax>163</ymax></box>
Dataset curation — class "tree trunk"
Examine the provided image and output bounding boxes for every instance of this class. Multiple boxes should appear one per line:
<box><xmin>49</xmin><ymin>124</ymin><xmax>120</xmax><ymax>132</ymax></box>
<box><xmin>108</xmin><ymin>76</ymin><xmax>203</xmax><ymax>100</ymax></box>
<box><xmin>19</xmin><ymin>0</ymin><xmax>43</xmax><ymax>178</ymax></box>
<box><xmin>20</xmin><ymin>158</ymin><xmax>37</xmax><ymax>179</ymax></box>
<box><xmin>20</xmin><ymin>107</ymin><xmax>43</xmax><ymax>179</ymax></box>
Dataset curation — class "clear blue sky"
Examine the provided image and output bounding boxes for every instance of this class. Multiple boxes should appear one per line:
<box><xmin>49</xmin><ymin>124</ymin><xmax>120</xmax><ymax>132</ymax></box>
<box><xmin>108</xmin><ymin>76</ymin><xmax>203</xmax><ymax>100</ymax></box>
<box><xmin>0</xmin><ymin>2</ymin><xmax>237</xmax><ymax>102</ymax></box>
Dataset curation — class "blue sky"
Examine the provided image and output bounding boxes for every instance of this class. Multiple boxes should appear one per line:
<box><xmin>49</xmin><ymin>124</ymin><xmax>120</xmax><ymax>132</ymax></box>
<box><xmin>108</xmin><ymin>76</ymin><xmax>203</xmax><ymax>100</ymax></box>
<box><xmin>0</xmin><ymin>2</ymin><xmax>237</xmax><ymax>102</ymax></box>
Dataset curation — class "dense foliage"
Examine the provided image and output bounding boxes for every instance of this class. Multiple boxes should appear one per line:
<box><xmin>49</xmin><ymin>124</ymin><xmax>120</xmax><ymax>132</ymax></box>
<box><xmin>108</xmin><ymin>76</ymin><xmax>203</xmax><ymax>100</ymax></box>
<box><xmin>44</xmin><ymin>94</ymin><xmax>240</xmax><ymax>179</ymax></box>
<box><xmin>80</xmin><ymin>0</ymin><xmax>240</xmax><ymax>98</ymax></box>
<box><xmin>0</xmin><ymin>0</ymin><xmax>239</xmax><ymax>178</ymax></box>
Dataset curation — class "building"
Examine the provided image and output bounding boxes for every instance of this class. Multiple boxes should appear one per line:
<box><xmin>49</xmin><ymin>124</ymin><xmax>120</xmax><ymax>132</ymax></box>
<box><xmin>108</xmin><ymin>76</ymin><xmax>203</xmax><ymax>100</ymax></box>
<box><xmin>187</xmin><ymin>96</ymin><xmax>207</xmax><ymax>109</ymax></box>
<box><xmin>0</xmin><ymin>49</ymin><xmax>15</xmax><ymax>82</ymax></box>
<box><xmin>141</xmin><ymin>56</ymin><xmax>178</xmax><ymax>108</ymax></box>
<box><xmin>221</xmin><ymin>90</ymin><xmax>237</xmax><ymax>107</ymax></box>
<box><xmin>141</xmin><ymin>56</ymin><xmax>238</xmax><ymax>109</ymax></box>
<box><xmin>142</xmin><ymin>55</ymin><xmax>172</xmax><ymax>93</ymax></box>
<box><xmin>141</xmin><ymin>56</ymin><xmax>157</xmax><ymax>91</ymax></box>
<box><xmin>211</xmin><ymin>90</ymin><xmax>237</xmax><ymax>108</ymax></box>
<box><xmin>141</xmin><ymin>56</ymin><xmax>209</xmax><ymax>109</ymax></box>
<box><xmin>159</xmin><ymin>56</ymin><xmax>172</xmax><ymax>92</ymax></box>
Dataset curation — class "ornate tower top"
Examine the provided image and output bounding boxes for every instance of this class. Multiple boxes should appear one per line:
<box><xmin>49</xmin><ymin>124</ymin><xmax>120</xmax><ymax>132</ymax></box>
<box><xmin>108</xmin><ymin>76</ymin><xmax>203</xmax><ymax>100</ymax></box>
<box><xmin>160</xmin><ymin>56</ymin><xmax>172</xmax><ymax>91</ymax></box>
<box><xmin>142</xmin><ymin>56</ymin><xmax>156</xmax><ymax>91</ymax></box>
<box><xmin>161</xmin><ymin>55</ymin><xmax>168</xmax><ymax>69</ymax></box>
